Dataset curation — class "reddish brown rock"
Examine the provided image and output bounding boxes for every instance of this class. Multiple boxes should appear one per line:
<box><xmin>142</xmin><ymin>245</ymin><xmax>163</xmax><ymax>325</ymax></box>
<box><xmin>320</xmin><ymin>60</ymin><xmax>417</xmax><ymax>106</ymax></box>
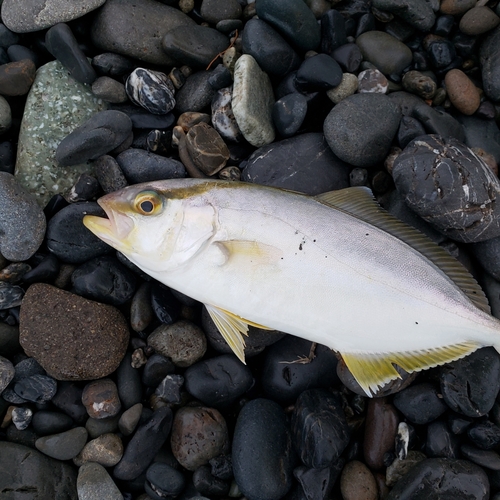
<box><xmin>445</xmin><ymin>69</ymin><xmax>480</xmax><ymax>116</ymax></box>
<box><xmin>82</xmin><ymin>379</ymin><xmax>121</xmax><ymax>419</ymax></box>
<box><xmin>440</xmin><ymin>0</ymin><xmax>475</xmax><ymax>15</ymax></box>
<box><xmin>0</xmin><ymin>59</ymin><xmax>36</xmax><ymax>96</ymax></box>
<box><xmin>19</xmin><ymin>283</ymin><xmax>129</xmax><ymax>380</ymax></box>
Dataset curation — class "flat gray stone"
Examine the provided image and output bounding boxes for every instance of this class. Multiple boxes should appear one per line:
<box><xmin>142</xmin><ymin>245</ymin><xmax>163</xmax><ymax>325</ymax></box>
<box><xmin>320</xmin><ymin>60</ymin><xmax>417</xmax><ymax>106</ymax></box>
<box><xmin>1</xmin><ymin>0</ymin><xmax>107</xmax><ymax>33</ymax></box>
<box><xmin>14</xmin><ymin>60</ymin><xmax>107</xmax><ymax>207</ymax></box>
<box><xmin>372</xmin><ymin>0</ymin><xmax>435</xmax><ymax>31</ymax></box>
<box><xmin>480</xmin><ymin>25</ymin><xmax>500</xmax><ymax>102</ymax></box>
<box><xmin>35</xmin><ymin>426</ymin><xmax>88</xmax><ymax>460</ymax></box>
<box><xmin>232</xmin><ymin>54</ymin><xmax>275</xmax><ymax>147</ymax></box>
<box><xmin>91</xmin><ymin>0</ymin><xmax>195</xmax><ymax>66</ymax></box>
<box><xmin>77</xmin><ymin>463</ymin><xmax>122</xmax><ymax>500</ymax></box>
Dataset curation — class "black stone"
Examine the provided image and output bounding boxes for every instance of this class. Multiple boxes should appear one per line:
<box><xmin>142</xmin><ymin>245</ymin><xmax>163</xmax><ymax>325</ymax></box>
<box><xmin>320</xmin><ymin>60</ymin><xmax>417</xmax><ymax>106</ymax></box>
<box><xmin>331</xmin><ymin>42</ymin><xmax>363</xmax><ymax>73</ymax></box>
<box><xmin>427</xmin><ymin>39</ymin><xmax>456</xmax><ymax>69</ymax></box>
<box><xmin>272</xmin><ymin>93</ymin><xmax>307</xmax><ymax>138</ymax></box>
<box><xmin>242</xmin><ymin>19</ymin><xmax>301</xmax><ymax>77</ymax></box>
<box><xmin>207</xmin><ymin>64</ymin><xmax>232</xmax><ymax>91</ymax></box>
<box><xmin>7</xmin><ymin>45</ymin><xmax>39</xmax><ymax>65</ymax></box>
<box><xmin>94</xmin><ymin>155</ymin><xmax>128</xmax><ymax>194</ymax></box>
<box><xmin>295</xmin><ymin>54</ymin><xmax>343</xmax><ymax>92</ymax></box>
<box><xmin>0</xmin><ymin>282</ymin><xmax>23</xmax><ymax>309</ymax></box>
<box><xmin>192</xmin><ymin>465</ymin><xmax>230</xmax><ymax>497</ymax></box>
<box><xmin>116</xmin><ymin>148</ymin><xmax>186</xmax><ymax>184</ymax></box>
<box><xmin>440</xmin><ymin>347</ymin><xmax>500</xmax><ymax>417</ymax></box>
<box><xmin>150</xmin><ymin>282</ymin><xmax>181</xmax><ymax>325</ymax></box>
<box><xmin>142</xmin><ymin>354</ymin><xmax>175</xmax><ymax>388</ymax></box>
<box><xmin>261</xmin><ymin>336</ymin><xmax>340</xmax><ymax>404</ymax></box>
<box><xmin>209</xmin><ymin>454</ymin><xmax>233</xmax><ymax>480</ymax></box>
<box><xmin>458</xmin><ymin>115</ymin><xmax>500</xmax><ymax>165</ymax></box>
<box><xmin>468</xmin><ymin>421</ymin><xmax>500</xmax><ymax>450</ymax></box>
<box><xmin>397</xmin><ymin>115</ymin><xmax>426</xmax><ymax>149</ymax></box>
<box><xmin>411</xmin><ymin>103</ymin><xmax>465</xmax><ymax>142</ymax></box>
<box><xmin>0</xmin><ymin>23</ymin><xmax>19</xmax><ymax>48</ymax></box>
<box><xmin>356</xmin><ymin>12</ymin><xmax>376</xmax><ymax>37</ymax></box>
<box><xmin>386</xmin><ymin>458</ymin><xmax>489</xmax><ymax>499</ymax></box>
<box><xmin>145</xmin><ymin>462</ymin><xmax>185</xmax><ymax>499</ymax></box>
<box><xmin>22</xmin><ymin>254</ymin><xmax>59</xmax><ymax>285</ymax></box>
<box><xmin>448</xmin><ymin>412</ymin><xmax>473</xmax><ymax>435</ymax></box>
<box><xmin>45</xmin><ymin>23</ymin><xmax>96</xmax><ymax>85</ymax></box>
<box><xmin>184</xmin><ymin>354</ymin><xmax>253</xmax><ymax>407</ymax></box>
<box><xmin>425</xmin><ymin>420</ymin><xmax>460</xmax><ymax>459</ymax></box>
<box><xmin>291</xmin><ymin>389</ymin><xmax>350</xmax><ymax>469</ymax></box>
<box><xmin>393</xmin><ymin>383</ymin><xmax>448</xmax><ymax>425</ymax></box>
<box><xmin>0</xmin><ymin>141</ymin><xmax>15</xmax><ymax>174</ymax></box>
<box><xmin>110</xmin><ymin>103</ymin><xmax>176</xmax><ymax>129</ymax></box>
<box><xmin>321</xmin><ymin>9</ymin><xmax>347</xmax><ymax>54</ymax></box>
<box><xmin>114</xmin><ymin>406</ymin><xmax>173</xmax><ymax>480</ymax></box>
<box><xmin>31</xmin><ymin>410</ymin><xmax>74</xmax><ymax>436</ymax></box>
<box><xmin>155</xmin><ymin>374</ymin><xmax>183</xmax><ymax>404</ymax></box>
<box><xmin>51</xmin><ymin>382</ymin><xmax>88</xmax><ymax>425</ymax></box>
<box><xmin>480</xmin><ymin>26</ymin><xmax>500</xmax><ymax>102</ymax></box>
<box><xmin>242</xmin><ymin>133</ymin><xmax>350</xmax><ymax>196</ymax></box>
<box><xmin>116</xmin><ymin>353</ymin><xmax>143</xmax><ymax>409</ymax></box>
<box><xmin>55</xmin><ymin>110</ymin><xmax>132</xmax><ymax>167</ymax></box>
<box><xmin>460</xmin><ymin>444</ymin><xmax>500</xmax><ymax>471</ymax></box>
<box><xmin>175</xmin><ymin>70</ymin><xmax>217</xmax><ymax>113</ymax></box>
<box><xmin>232</xmin><ymin>398</ymin><xmax>296</xmax><ymax>500</ymax></box>
<box><xmin>65</xmin><ymin>173</ymin><xmax>101</xmax><ymax>203</ymax></box>
<box><xmin>14</xmin><ymin>374</ymin><xmax>57</xmax><ymax>403</ymax></box>
<box><xmin>294</xmin><ymin>462</ymin><xmax>343</xmax><ymax>500</ymax></box>
<box><xmin>434</xmin><ymin>15</ymin><xmax>455</xmax><ymax>37</ymax></box>
<box><xmin>92</xmin><ymin>52</ymin><xmax>136</xmax><ymax>77</ymax></box>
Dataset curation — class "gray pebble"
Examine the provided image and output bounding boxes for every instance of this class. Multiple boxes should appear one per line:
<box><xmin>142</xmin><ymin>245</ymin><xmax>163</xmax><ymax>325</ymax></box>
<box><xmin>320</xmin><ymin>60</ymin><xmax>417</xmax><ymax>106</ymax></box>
<box><xmin>77</xmin><ymin>462</ymin><xmax>123</xmax><ymax>500</ymax></box>
<box><xmin>92</xmin><ymin>76</ymin><xmax>128</xmax><ymax>103</ymax></box>
<box><xmin>118</xmin><ymin>403</ymin><xmax>143</xmax><ymax>436</ymax></box>
<box><xmin>35</xmin><ymin>426</ymin><xmax>88</xmax><ymax>460</ymax></box>
<box><xmin>12</xmin><ymin>407</ymin><xmax>33</xmax><ymax>431</ymax></box>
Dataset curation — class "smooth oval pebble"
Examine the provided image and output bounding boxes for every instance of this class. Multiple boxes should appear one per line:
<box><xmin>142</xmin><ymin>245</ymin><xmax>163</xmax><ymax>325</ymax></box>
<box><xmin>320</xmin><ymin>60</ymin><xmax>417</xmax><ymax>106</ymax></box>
<box><xmin>82</xmin><ymin>378</ymin><xmax>121</xmax><ymax>419</ymax></box>
<box><xmin>295</xmin><ymin>53</ymin><xmax>343</xmax><ymax>91</ymax></box>
<box><xmin>340</xmin><ymin>460</ymin><xmax>378</xmax><ymax>500</ymax></box>
<box><xmin>31</xmin><ymin>410</ymin><xmax>74</xmax><ymax>436</ymax></box>
<box><xmin>444</xmin><ymin>69</ymin><xmax>480</xmax><ymax>116</ymax></box>
<box><xmin>272</xmin><ymin>92</ymin><xmax>307</xmax><ymax>138</ymax></box>
<box><xmin>77</xmin><ymin>462</ymin><xmax>122</xmax><ymax>500</ymax></box>
<box><xmin>459</xmin><ymin>6</ymin><xmax>500</xmax><ymax>36</ymax></box>
<box><xmin>73</xmin><ymin>433</ymin><xmax>123</xmax><ymax>467</ymax></box>
<box><xmin>35</xmin><ymin>426</ymin><xmax>88</xmax><ymax>461</ymax></box>
<box><xmin>426</xmin><ymin>420</ymin><xmax>460</xmax><ymax>458</ymax></box>
<box><xmin>0</xmin><ymin>59</ymin><xmax>36</xmax><ymax>96</ymax></box>
<box><xmin>146</xmin><ymin>462</ymin><xmax>186</xmax><ymax>498</ymax></box>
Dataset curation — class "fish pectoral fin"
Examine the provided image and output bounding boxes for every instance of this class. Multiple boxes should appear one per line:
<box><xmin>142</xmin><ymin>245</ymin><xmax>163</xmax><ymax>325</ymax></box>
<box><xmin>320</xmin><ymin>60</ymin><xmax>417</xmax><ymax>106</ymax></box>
<box><xmin>214</xmin><ymin>240</ymin><xmax>283</xmax><ymax>266</ymax></box>
<box><xmin>341</xmin><ymin>341</ymin><xmax>480</xmax><ymax>397</ymax></box>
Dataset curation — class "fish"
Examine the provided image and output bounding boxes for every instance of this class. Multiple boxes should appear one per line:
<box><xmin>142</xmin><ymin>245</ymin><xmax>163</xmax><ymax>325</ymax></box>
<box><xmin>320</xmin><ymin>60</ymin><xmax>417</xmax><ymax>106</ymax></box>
<box><xmin>83</xmin><ymin>178</ymin><xmax>500</xmax><ymax>396</ymax></box>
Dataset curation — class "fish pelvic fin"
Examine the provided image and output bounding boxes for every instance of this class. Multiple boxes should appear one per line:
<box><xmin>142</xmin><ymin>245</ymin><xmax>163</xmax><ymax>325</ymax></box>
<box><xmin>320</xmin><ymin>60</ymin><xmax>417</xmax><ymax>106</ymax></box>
<box><xmin>215</xmin><ymin>240</ymin><xmax>283</xmax><ymax>267</ymax></box>
<box><xmin>204</xmin><ymin>305</ymin><xmax>273</xmax><ymax>364</ymax></box>
<box><xmin>342</xmin><ymin>341</ymin><xmax>480</xmax><ymax>397</ymax></box>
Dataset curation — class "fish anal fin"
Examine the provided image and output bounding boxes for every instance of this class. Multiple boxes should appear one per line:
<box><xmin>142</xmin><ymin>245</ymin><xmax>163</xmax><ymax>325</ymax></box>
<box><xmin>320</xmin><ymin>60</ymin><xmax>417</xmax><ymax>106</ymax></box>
<box><xmin>218</xmin><ymin>307</ymin><xmax>274</xmax><ymax>331</ymax></box>
<box><xmin>215</xmin><ymin>240</ymin><xmax>283</xmax><ymax>266</ymax></box>
<box><xmin>315</xmin><ymin>187</ymin><xmax>491</xmax><ymax>315</ymax></box>
<box><xmin>342</xmin><ymin>341</ymin><xmax>480</xmax><ymax>397</ymax></box>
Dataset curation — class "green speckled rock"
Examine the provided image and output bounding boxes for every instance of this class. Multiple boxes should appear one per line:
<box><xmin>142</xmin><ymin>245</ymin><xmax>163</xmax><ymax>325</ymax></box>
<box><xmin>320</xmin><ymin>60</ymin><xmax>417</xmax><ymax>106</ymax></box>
<box><xmin>15</xmin><ymin>60</ymin><xmax>108</xmax><ymax>206</ymax></box>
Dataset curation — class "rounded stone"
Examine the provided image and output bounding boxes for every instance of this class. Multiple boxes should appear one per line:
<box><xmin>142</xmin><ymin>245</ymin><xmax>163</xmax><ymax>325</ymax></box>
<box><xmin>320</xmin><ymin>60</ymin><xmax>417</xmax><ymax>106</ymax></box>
<box><xmin>171</xmin><ymin>405</ymin><xmax>229</xmax><ymax>471</ymax></box>
<box><xmin>480</xmin><ymin>26</ymin><xmax>500</xmax><ymax>102</ymax></box>
<box><xmin>82</xmin><ymin>378</ymin><xmax>121</xmax><ymax>419</ymax></box>
<box><xmin>324</xmin><ymin>93</ymin><xmax>401</xmax><ymax>167</ymax></box>
<box><xmin>19</xmin><ymin>283</ymin><xmax>129</xmax><ymax>381</ymax></box>
<box><xmin>146</xmin><ymin>462</ymin><xmax>186</xmax><ymax>498</ymax></box>
<box><xmin>357</xmin><ymin>68</ymin><xmax>388</xmax><ymax>93</ymax></box>
<box><xmin>0</xmin><ymin>59</ymin><xmax>36</xmax><ymax>96</ymax></box>
<box><xmin>326</xmin><ymin>72</ymin><xmax>358</xmax><ymax>103</ymax></box>
<box><xmin>73</xmin><ymin>433</ymin><xmax>124</xmax><ymax>467</ymax></box>
<box><xmin>31</xmin><ymin>411</ymin><xmax>74</xmax><ymax>437</ymax></box>
<box><xmin>340</xmin><ymin>461</ymin><xmax>378</xmax><ymax>500</ymax></box>
<box><xmin>0</xmin><ymin>172</ymin><xmax>46</xmax><ymax>261</ymax></box>
<box><xmin>440</xmin><ymin>0</ymin><xmax>475</xmax><ymax>15</ymax></box>
<box><xmin>272</xmin><ymin>92</ymin><xmax>307</xmax><ymax>138</ymax></box>
<box><xmin>91</xmin><ymin>76</ymin><xmax>128</xmax><ymax>103</ymax></box>
<box><xmin>460</xmin><ymin>6</ymin><xmax>500</xmax><ymax>35</ymax></box>
<box><xmin>295</xmin><ymin>53</ymin><xmax>343</xmax><ymax>91</ymax></box>
<box><xmin>445</xmin><ymin>69</ymin><xmax>480</xmax><ymax>116</ymax></box>
<box><xmin>77</xmin><ymin>462</ymin><xmax>122</xmax><ymax>500</ymax></box>
<box><xmin>35</xmin><ymin>426</ymin><xmax>88</xmax><ymax>461</ymax></box>
<box><xmin>211</xmin><ymin>87</ymin><xmax>243</xmax><ymax>143</ymax></box>
<box><xmin>402</xmin><ymin>70</ymin><xmax>437</xmax><ymax>100</ymax></box>
<box><xmin>147</xmin><ymin>320</ymin><xmax>207</xmax><ymax>368</ymax></box>
<box><xmin>200</xmin><ymin>0</ymin><xmax>242</xmax><ymax>23</ymax></box>
<box><xmin>0</xmin><ymin>95</ymin><xmax>12</xmax><ymax>133</ymax></box>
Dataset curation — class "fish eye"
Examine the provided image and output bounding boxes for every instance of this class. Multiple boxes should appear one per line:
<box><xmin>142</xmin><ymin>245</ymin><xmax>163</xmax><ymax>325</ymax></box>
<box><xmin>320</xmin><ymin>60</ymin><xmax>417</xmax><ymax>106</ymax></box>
<box><xmin>134</xmin><ymin>191</ymin><xmax>162</xmax><ymax>216</ymax></box>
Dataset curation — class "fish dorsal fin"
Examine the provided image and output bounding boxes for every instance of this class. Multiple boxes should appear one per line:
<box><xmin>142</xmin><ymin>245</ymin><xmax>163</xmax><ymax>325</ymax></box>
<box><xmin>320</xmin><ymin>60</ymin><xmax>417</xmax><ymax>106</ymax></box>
<box><xmin>342</xmin><ymin>341</ymin><xmax>480</xmax><ymax>396</ymax></box>
<box><xmin>204</xmin><ymin>304</ymin><xmax>273</xmax><ymax>363</ymax></box>
<box><xmin>315</xmin><ymin>187</ymin><xmax>490</xmax><ymax>314</ymax></box>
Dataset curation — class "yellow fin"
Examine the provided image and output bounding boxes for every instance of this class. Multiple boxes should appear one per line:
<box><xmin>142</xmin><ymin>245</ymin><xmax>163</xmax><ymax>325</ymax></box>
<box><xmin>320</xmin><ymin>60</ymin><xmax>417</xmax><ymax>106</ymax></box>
<box><xmin>342</xmin><ymin>341</ymin><xmax>480</xmax><ymax>397</ymax></box>
<box><xmin>216</xmin><ymin>240</ymin><xmax>283</xmax><ymax>266</ymax></box>
<box><xmin>315</xmin><ymin>187</ymin><xmax>490</xmax><ymax>314</ymax></box>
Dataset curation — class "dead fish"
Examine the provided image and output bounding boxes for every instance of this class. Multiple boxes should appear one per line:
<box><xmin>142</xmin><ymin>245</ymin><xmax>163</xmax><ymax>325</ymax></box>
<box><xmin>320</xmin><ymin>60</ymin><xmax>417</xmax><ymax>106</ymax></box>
<box><xmin>83</xmin><ymin>179</ymin><xmax>500</xmax><ymax>396</ymax></box>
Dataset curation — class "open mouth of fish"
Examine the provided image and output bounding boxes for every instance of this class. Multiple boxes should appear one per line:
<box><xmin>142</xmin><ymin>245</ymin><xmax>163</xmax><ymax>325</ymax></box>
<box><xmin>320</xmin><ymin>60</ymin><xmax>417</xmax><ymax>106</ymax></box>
<box><xmin>83</xmin><ymin>200</ymin><xmax>134</xmax><ymax>245</ymax></box>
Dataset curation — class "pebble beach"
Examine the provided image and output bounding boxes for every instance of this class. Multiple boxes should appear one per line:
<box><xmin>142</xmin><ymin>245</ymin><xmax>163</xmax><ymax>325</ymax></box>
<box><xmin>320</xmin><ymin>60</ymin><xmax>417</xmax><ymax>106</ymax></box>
<box><xmin>1</xmin><ymin>0</ymin><xmax>500</xmax><ymax>499</ymax></box>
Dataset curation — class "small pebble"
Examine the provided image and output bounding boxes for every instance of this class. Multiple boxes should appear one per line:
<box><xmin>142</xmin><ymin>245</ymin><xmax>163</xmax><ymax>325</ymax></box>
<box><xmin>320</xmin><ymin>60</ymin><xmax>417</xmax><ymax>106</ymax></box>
<box><xmin>118</xmin><ymin>403</ymin><xmax>143</xmax><ymax>436</ymax></box>
<box><xmin>445</xmin><ymin>69</ymin><xmax>480</xmax><ymax>115</ymax></box>
<box><xmin>11</xmin><ymin>407</ymin><xmax>33</xmax><ymax>431</ymax></box>
<box><xmin>340</xmin><ymin>460</ymin><xmax>378</xmax><ymax>500</ymax></box>
<box><xmin>82</xmin><ymin>379</ymin><xmax>122</xmax><ymax>419</ymax></box>
<box><xmin>0</xmin><ymin>59</ymin><xmax>36</xmax><ymax>96</ymax></box>
<box><xmin>77</xmin><ymin>462</ymin><xmax>123</xmax><ymax>500</ymax></box>
<box><xmin>35</xmin><ymin>426</ymin><xmax>88</xmax><ymax>461</ymax></box>
<box><xmin>73</xmin><ymin>433</ymin><xmax>124</xmax><ymax>467</ymax></box>
<box><xmin>357</xmin><ymin>68</ymin><xmax>388</xmax><ymax>93</ymax></box>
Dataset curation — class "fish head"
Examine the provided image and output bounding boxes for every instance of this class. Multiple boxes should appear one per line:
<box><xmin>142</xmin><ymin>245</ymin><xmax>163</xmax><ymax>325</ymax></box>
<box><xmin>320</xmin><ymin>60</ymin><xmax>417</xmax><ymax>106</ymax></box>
<box><xmin>83</xmin><ymin>180</ymin><xmax>218</xmax><ymax>273</ymax></box>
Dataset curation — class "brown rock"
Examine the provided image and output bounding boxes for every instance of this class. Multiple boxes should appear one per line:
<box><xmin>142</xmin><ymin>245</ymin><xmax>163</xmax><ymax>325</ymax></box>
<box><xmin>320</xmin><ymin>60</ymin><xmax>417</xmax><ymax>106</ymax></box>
<box><xmin>0</xmin><ymin>59</ymin><xmax>36</xmax><ymax>96</ymax></box>
<box><xmin>73</xmin><ymin>433</ymin><xmax>123</xmax><ymax>467</ymax></box>
<box><xmin>177</xmin><ymin>111</ymin><xmax>211</xmax><ymax>132</ymax></box>
<box><xmin>402</xmin><ymin>70</ymin><xmax>437</xmax><ymax>100</ymax></box>
<box><xmin>185</xmin><ymin>122</ymin><xmax>230</xmax><ymax>176</ymax></box>
<box><xmin>19</xmin><ymin>283</ymin><xmax>129</xmax><ymax>380</ymax></box>
<box><xmin>82</xmin><ymin>379</ymin><xmax>121</xmax><ymax>419</ymax></box>
<box><xmin>440</xmin><ymin>0</ymin><xmax>475</xmax><ymax>15</ymax></box>
<box><xmin>386</xmin><ymin>450</ymin><xmax>427</xmax><ymax>486</ymax></box>
<box><xmin>340</xmin><ymin>460</ymin><xmax>378</xmax><ymax>500</ymax></box>
<box><xmin>445</xmin><ymin>69</ymin><xmax>480</xmax><ymax>116</ymax></box>
<box><xmin>171</xmin><ymin>405</ymin><xmax>229</xmax><ymax>471</ymax></box>
<box><xmin>363</xmin><ymin>398</ymin><xmax>399</xmax><ymax>470</ymax></box>
<box><xmin>459</xmin><ymin>6</ymin><xmax>500</xmax><ymax>36</ymax></box>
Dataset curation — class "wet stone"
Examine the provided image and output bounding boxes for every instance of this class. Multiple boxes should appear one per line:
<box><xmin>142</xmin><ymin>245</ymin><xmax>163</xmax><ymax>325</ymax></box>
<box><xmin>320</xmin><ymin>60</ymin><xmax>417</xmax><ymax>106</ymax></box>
<box><xmin>426</xmin><ymin>420</ymin><xmax>460</xmax><ymax>458</ymax></box>
<box><xmin>372</xmin><ymin>0</ymin><xmax>435</xmax><ymax>31</ymax></box>
<box><xmin>171</xmin><ymin>405</ymin><xmax>229</xmax><ymax>471</ymax></box>
<box><xmin>357</xmin><ymin>68</ymin><xmax>388</xmax><ymax>93</ymax></box>
<box><xmin>467</xmin><ymin>421</ymin><xmax>500</xmax><ymax>450</ymax></box>
<box><xmin>77</xmin><ymin>462</ymin><xmax>122</xmax><ymax>500</ymax></box>
<box><xmin>393</xmin><ymin>383</ymin><xmax>447</xmax><ymax>425</ymax></box>
<box><xmin>14</xmin><ymin>374</ymin><xmax>57</xmax><ymax>403</ymax></box>
<box><xmin>211</xmin><ymin>87</ymin><xmax>243</xmax><ymax>143</ymax></box>
<box><xmin>31</xmin><ymin>410</ymin><xmax>74</xmax><ymax>436</ymax></box>
<box><xmin>146</xmin><ymin>463</ymin><xmax>186</xmax><ymax>499</ymax></box>
<box><xmin>35</xmin><ymin>426</ymin><xmax>88</xmax><ymax>461</ymax></box>
<box><xmin>142</xmin><ymin>354</ymin><xmax>175</xmax><ymax>388</ymax></box>
<box><xmin>386</xmin><ymin>450</ymin><xmax>427</xmax><ymax>487</ymax></box>
<box><xmin>0</xmin><ymin>59</ymin><xmax>36</xmax><ymax>96</ymax></box>
<box><xmin>71</xmin><ymin>255</ymin><xmax>137</xmax><ymax>306</ymax></box>
<box><xmin>73</xmin><ymin>433</ymin><xmax>124</xmax><ymax>467</ymax></box>
<box><xmin>295</xmin><ymin>54</ymin><xmax>343</xmax><ymax>92</ymax></box>
<box><xmin>331</xmin><ymin>43</ymin><xmax>363</xmax><ymax>73</ymax></box>
<box><xmin>460</xmin><ymin>6</ymin><xmax>500</xmax><ymax>36</ymax></box>
<box><xmin>233</xmin><ymin>398</ymin><xmax>295</xmax><ymax>500</ymax></box>
<box><xmin>19</xmin><ymin>283</ymin><xmax>129</xmax><ymax>380</ymax></box>
<box><xmin>192</xmin><ymin>465</ymin><xmax>230</xmax><ymax>497</ymax></box>
<box><xmin>155</xmin><ymin>374</ymin><xmax>184</xmax><ymax>404</ymax></box>
<box><xmin>12</xmin><ymin>407</ymin><xmax>33</xmax><ymax>430</ymax></box>
<box><xmin>125</xmin><ymin>68</ymin><xmax>176</xmax><ymax>115</ymax></box>
<box><xmin>460</xmin><ymin>444</ymin><xmax>500</xmax><ymax>470</ymax></box>
<box><xmin>402</xmin><ymin>70</ymin><xmax>437</xmax><ymax>99</ymax></box>
<box><xmin>340</xmin><ymin>460</ymin><xmax>378</xmax><ymax>500</ymax></box>
<box><xmin>294</xmin><ymin>463</ymin><xmax>343</xmax><ymax>500</ymax></box>
<box><xmin>116</xmin><ymin>353</ymin><xmax>142</xmax><ymax>409</ymax></box>
<box><xmin>114</xmin><ymin>406</ymin><xmax>173</xmax><ymax>480</ymax></box>
<box><xmin>82</xmin><ymin>378</ymin><xmax>121</xmax><ymax>419</ymax></box>
<box><xmin>321</xmin><ymin>8</ymin><xmax>347</xmax><ymax>54</ymax></box>
<box><xmin>150</xmin><ymin>282</ymin><xmax>181</xmax><ymax>325</ymax></box>
<box><xmin>272</xmin><ymin>93</ymin><xmax>307</xmax><ymax>138</ymax></box>
<box><xmin>427</xmin><ymin>38</ymin><xmax>456</xmax><ymax>69</ymax></box>
<box><xmin>65</xmin><ymin>173</ymin><xmax>100</xmax><ymax>203</ymax></box>
<box><xmin>291</xmin><ymin>389</ymin><xmax>350</xmax><ymax>469</ymax></box>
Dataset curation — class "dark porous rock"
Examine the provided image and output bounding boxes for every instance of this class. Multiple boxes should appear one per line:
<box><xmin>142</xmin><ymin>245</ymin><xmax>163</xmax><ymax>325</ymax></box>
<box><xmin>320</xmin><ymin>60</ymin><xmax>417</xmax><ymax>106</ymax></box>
<box><xmin>233</xmin><ymin>398</ymin><xmax>295</xmax><ymax>500</ymax></box>
<box><xmin>356</xmin><ymin>31</ymin><xmax>413</xmax><ymax>75</ymax></box>
<box><xmin>146</xmin><ymin>462</ymin><xmax>186</xmax><ymax>499</ymax></box>
<box><xmin>468</xmin><ymin>421</ymin><xmax>500</xmax><ymax>450</ymax></box>
<box><xmin>458</xmin><ymin>115</ymin><xmax>500</xmax><ymax>165</ymax></box>
<box><xmin>0</xmin><ymin>172</ymin><xmax>46</xmax><ymax>261</ymax></box>
<box><xmin>294</xmin><ymin>462</ymin><xmax>343</xmax><ymax>500</ymax></box>
<box><xmin>242</xmin><ymin>19</ymin><xmax>300</xmax><ymax>77</ymax></box>
<box><xmin>257</xmin><ymin>0</ymin><xmax>320</xmax><ymax>51</ymax></box>
<box><xmin>45</xmin><ymin>23</ymin><xmax>96</xmax><ymax>85</ymax></box>
<box><xmin>192</xmin><ymin>465</ymin><xmax>230</xmax><ymax>497</ymax></box>
<box><xmin>116</xmin><ymin>148</ymin><xmax>186</xmax><ymax>183</ymax></box>
<box><xmin>162</xmin><ymin>25</ymin><xmax>229</xmax><ymax>70</ymax></box>
<box><xmin>387</xmin><ymin>458</ymin><xmax>489</xmax><ymax>499</ymax></box>
<box><xmin>295</xmin><ymin>54</ymin><xmax>343</xmax><ymax>92</ymax></box>
<box><xmin>272</xmin><ymin>93</ymin><xmax>307</xmax><ymax>138</ymax></box>
<box><xmin>0</xmin><ymin>442</ymin><xmax>77</xmax><ymax>499</ymax></box>
<box><xmin>55</xmin><ymin>110</ymin><xmax>132</xmax><ymax>166</ymax></box>
<box><xmin>142</xmin><ymin>353</ymin><xmax>175</xmax><ymax>388</ymax></box>
<box><xmin>175</xmin><ymin>70</ymin><xmax>217</xmax><ymax>114</ymax></box>
<box><xmin>393</xmin><ymin>383</ymin><xmax>448</xmax><ymax>425</ymax></box>
<box><xmin>460</xmin><ymin>443</ymin><xmax>500</xmax><ymax>470</ymax></box>
<box><xmin>392</xmin><ymin>135</ymin><xmax>500</xmax><ymax>243</ymax></box>
<box><xmin>19</xmin><ymin>283</ymin><xmax>129</xmax><ymax>380</ymax></box>
<box><xmin>480</xmin><ymin>26</ymin><xmax>500</xmax><ymax>102</ymax></box>
<box><xmin>440</xmin><ymin>347</ymin><xmax>500</xmax><ymax>417</ymax></box>
<box><xmin>202</xmin><ymin>305</ymin><xmax>284</xmax><ymax>357</ymax></box>
<box><xmin>94</xmin><ymin>155</ymin><xmax>128</xmax><ymax>194</ymax></box>
<box><xmin>14</xmin><ymin>374</ymin><xmax>57</xmax><ymax>403</ymax></box>
<box><xmin>171</xmin><ymin>405</ymin><xmax>229</xmax><ymax>471</ymax></box>
<box><xmin>324</xmin><ymin>93</ymin><xmax>401</xmax><ymax>167</ymax></box>
<box><xmin>0</xmin><ymin>59</ymin><xmax>36</xmax><ymax>96</ymax></box>
<box><xmin>242</xmin><ymin>133</ymin><xmax>350</xmax><ymax>195</ymax></box>
<box><xmin>71</xmin><ymin>255</ymin><xmax>137</xmax><ymax>306</ymax></box>
<box><xmin>372</xmin><ymin>0</ymin><xmax>435</xmax><ymax>31</ymax></box>
<box><xmin>426</xmin><ymin>420</ymin><xmax>460</xmax><ymax>458</ymax></box>
<box><xmin>184</xmin><ymin>354</ymin><xmax>253</xmax><ymax>407</ymax></box>
<box><xmin>331</xmin><ymin>43</ymin><xmax>363</xmax><ymax>73</ymax></box>
<box><xmin>363</xmin><ymin>397</ymin><xmax>399</xmax><ymax>470</ymax></box>
<box><xmin>291</xmin><ymin>389</ymin><xmax>350</xmax><ymax>469</ymax></box>
<box><xmin>125</xmin><ymin>68</ymin><xmax>176</xmax><ymax>115</ymax></box>
<box><xmin>35</xmin><ymin>426</ymin><xmax>88</xmax><ymax>461</ymax></box>
<box><xmin>46</xmin><ymin>202</ymin><xmax>112</xmax><ymax>264</ymax></box>
<box><xmin>82</xmin><ymin>378</ymin><xmax>121</xmax><ymax>419</ymax></box>
<box><xmin>261</xmin><ymin>336</ymin><xmax>339</xmax><ymax>404</ymax></box>
<box><xmin>114</xmin><ymin>406</ymin><xmax>172</xmax><ymax>480</ymax></box>
<box><xmin>91</xmin><ymin>0</ymin><xmax>195</xmax><ymax>66</ymax></box>
<box><xmin>32</xmin><ymin>411</ymin><xmax>74</xmax><ymax>437</ymax></box>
